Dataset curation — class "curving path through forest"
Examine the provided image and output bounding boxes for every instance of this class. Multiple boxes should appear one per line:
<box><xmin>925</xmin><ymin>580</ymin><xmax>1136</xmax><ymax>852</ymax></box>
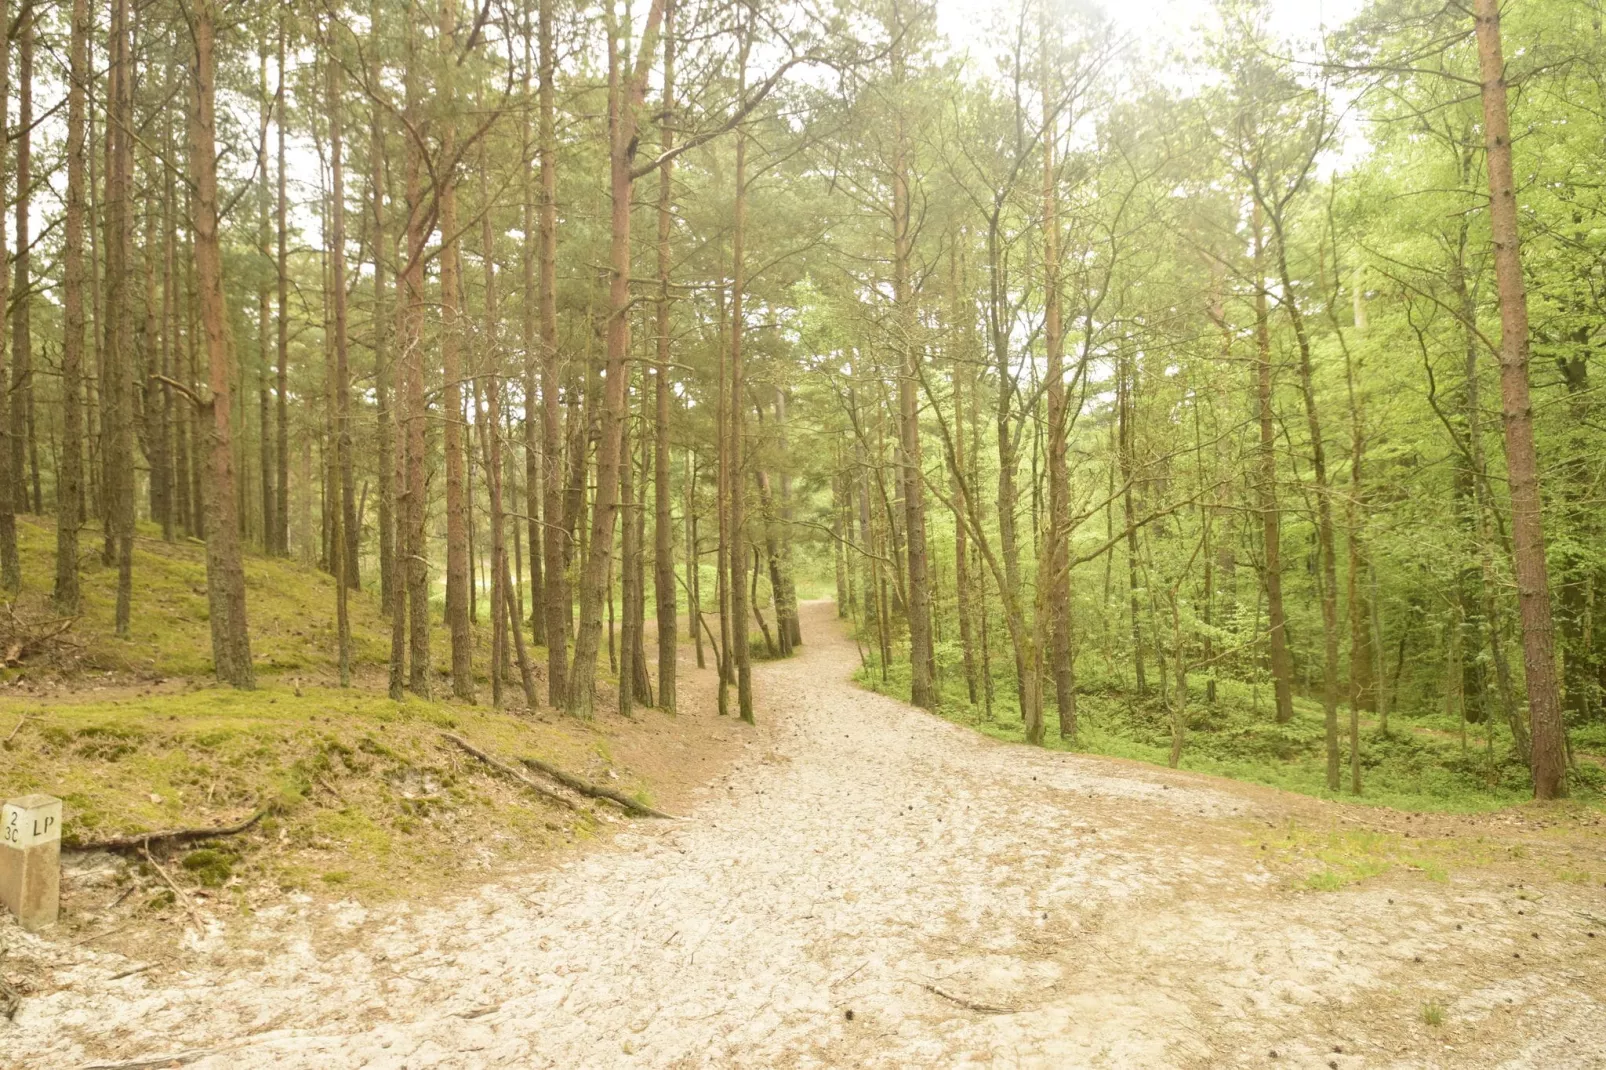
<box><xmin>9</xmin><ymin>600</ymin><xmax>1606</xmax><ymax>1068</ymax></box>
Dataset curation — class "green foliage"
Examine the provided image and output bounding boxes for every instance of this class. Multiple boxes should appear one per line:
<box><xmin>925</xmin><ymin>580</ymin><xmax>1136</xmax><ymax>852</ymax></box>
<box><xmin>858</xmin><ymin>643</ymin><xmax>1603</xmax><ymax>813</ymax></box>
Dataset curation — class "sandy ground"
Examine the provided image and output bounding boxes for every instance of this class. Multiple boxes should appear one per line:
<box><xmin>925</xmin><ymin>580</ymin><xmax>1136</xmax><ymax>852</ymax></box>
<box><xmin>5</xmin><ymin>600</ymin><xmax>1606</xmax><ymax>1069</ymax></box>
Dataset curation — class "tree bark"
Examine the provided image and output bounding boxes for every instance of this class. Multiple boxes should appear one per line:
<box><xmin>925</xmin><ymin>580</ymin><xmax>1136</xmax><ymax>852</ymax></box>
<box><xmin>728</xmin><ymin>18</ymin><xmax>753</xmax><ymax>723</ymax></box>
<box><xmin>275</xmin><ymin>24</ymin><xmax>291</xmax><ymax>557</ymax></box>
<box><xmin>1473</xmin><ymin>0</ymin><xmax>1567</xmax><ymax>799</ymax></box>
<box><xmin>566</xmin><ymin>0</ymin><xmax>666</xmax><ymax>717</ymax></box>
<box><xmin>401</xmin><ymin>13</ymin><xmax>432</xmax><ymax>698</ymax></box>
<box><xmin>653</xmin><ymin>0</ymin><xmax>679</xmax><ymax>713</ymax></box>
<box><xmin>257</xmin><ymin>48</ymin><xmax>275</xmax><ymax>553</ymax></box>
<box><xmin>104</xmin><ymin>0</ymin><xmax>134</xmax><ymax>633</ymax></box>
<box><xmin>1268</xmin><ymin>214</ymin><xmax>1341</xmax><ymax>790</ymax></box>
<box><xmin>1252</xmin><ymin>210</ymin><xmax>1294</xmax><ymax>724</ymax></box>
<box><xmin>372</xmin><ymin>0</ymin><xmax>395</xmax><ymax>617</ymax></box>
<box><xmin>328</xmin><ymin>46</ymin><xmax>352</xmax><ymax>688</ymax></box>
<box><xmin>11</xmin><ymin>1</ymin><xmax>33</xmax><ymax>516</ymax></box>
<box><xmin>892</xmin><ymin>1</ymin><xmax>936</xmax><ymax>713</ymax></box>
<box><xmin>1041</xmin><ymin>13</ymin><xmax>1076</xmax><ymax>741</ymax></box>
<box><xmin>56</xmin><ymin>0</ymin><xmax>89</xmax><ymax>614</ymax></box>
<box><xmin>439</xmin><ymin>0</ymin><xmax>474</xmax><ymax>702</ymax></box>
<box><xmin>538</xmin><ymin>0</ymin><xmax>569</xmax><ymax>707</ymax></box>
<box><xmin>190</xmin><ymin>0</ymin><xmax>254</xmax><ymax>688</ymax></box>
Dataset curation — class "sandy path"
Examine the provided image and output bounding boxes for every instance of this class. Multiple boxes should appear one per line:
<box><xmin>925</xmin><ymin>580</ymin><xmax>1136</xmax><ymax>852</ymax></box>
<box><xmin>8</xmin><ymin>600</ymin><xmax>1606</xmax><ymax>1068</ymax></box>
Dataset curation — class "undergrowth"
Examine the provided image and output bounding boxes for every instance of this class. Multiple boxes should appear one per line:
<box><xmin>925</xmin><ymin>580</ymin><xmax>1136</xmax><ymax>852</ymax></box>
<box><xmin>855</xmin><ymin>641</ymin><xmax>1606</xmax><ymax>814</ymax></box>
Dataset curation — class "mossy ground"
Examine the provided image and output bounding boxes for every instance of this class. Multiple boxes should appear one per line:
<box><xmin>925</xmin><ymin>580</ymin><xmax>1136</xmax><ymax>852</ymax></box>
<box><xmin>0</xmin><ymin>515</ymin><xmax>695</xmax><ymax>911</ymax></box>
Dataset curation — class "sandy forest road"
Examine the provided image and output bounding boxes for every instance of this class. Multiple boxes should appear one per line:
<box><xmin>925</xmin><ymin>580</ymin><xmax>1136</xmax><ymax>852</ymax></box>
<box><xmin>12</xmin><ymin>600</ymin><xmax>1606</xmax><ymax>1069</ymax></box>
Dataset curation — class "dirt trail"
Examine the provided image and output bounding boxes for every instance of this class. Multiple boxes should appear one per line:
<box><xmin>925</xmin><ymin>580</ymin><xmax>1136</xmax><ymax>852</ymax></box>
<box><xmin>7</xmin><ymin>600</ymin><xmax>1606</xmax><ymax>1069</ymax></box>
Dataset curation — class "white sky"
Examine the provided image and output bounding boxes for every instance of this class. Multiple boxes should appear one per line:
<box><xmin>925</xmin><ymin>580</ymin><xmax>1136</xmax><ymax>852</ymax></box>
<box><xmin>934</xmin><ymin>0</ymin><xmax>1366</xmax><ymax>58</ymax></box>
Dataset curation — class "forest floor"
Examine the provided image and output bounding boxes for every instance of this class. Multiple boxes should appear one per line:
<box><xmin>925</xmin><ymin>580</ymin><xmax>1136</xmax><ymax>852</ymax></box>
<box><xmin>5</xmin><ymin>600</ymin><xmax>1606</xmax><ymax>1068</ymax></box>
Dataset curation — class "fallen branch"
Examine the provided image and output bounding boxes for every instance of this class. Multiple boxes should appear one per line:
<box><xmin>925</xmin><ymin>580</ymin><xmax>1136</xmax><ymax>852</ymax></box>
<box><xmin>66</xmin><ymin>811</ymin><xmax>264</xmax><ymax>854</ymax></box>
<box><xmin>4</xmin><ymin>713</ymin><xmax>28</xmax><ymax>744</ymax></box>
<box><xmin>143</xmin><ymin>847</ymin><xmax>205</xmax><ymax>932</ymax></box>
<box><xmin>441</xmin><ymin>733</ymin><xmax>582</xmax><ymax>812</ymax></box>
<box><xmin>80</xmin><ymin>1050</ymin><xmax>217</xmax><ymax>1070</ymax></box>
<box><xmin>519</xmin><ymin>755</ymin><xmax>679</xmax><ymax>820</ymax></box>
<box><xmin>918</xmin><ymin>982</ymin><xmax>1015</xmax><ymax>1015</ymax></box>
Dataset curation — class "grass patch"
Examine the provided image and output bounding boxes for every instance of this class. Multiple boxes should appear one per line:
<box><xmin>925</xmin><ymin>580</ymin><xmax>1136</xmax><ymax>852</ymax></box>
<box><xmin>1421</xmin><ymin>999</ymin><xmax>1446</xmax><ymax>1027</ymax></box>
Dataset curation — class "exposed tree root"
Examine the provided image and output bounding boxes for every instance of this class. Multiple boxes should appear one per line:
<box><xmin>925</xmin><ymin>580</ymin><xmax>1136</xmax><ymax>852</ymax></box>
<box><xmin>519</xmin><ymin>755</ymin><xmax>680</xmax><ymax>819</ymax></box>
<box><xmin>66</xmin><ymin>811</ymin><xmax>264</xmax><ymax>854</ymax></box>
<box><xmin>441</xmin><ymin>733</ymin><xmax>583</xmax><ymax>812</ymax></box>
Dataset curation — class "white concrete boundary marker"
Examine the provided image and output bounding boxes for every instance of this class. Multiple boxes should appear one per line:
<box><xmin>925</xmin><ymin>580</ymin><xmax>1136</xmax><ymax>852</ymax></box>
<box><xmin>1</xmin><ymin>793</ymin><xmax>62</xmax><ymax>930</ymax></box>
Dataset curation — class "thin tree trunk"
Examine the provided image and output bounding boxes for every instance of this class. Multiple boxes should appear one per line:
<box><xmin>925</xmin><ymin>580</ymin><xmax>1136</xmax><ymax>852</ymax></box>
<box><xmin>517</xmin><ymin>21</ymin><xmax>545</xmax><ymax>651</ymax></box>
<box><xmin>56</xmin><ymin>0</ymin><xmax>89</xmax><ymax>613</ymax></box>
<box><xmin>728</xmin><ymin>19</ymin><xmax>753</xmax><ymax>723</ymax></box>
<box><xmin>619</xmin><ymin>394</ymin><xmax>639</xmax><ymax>717</ymax></box>
<box><xmin>372</xmin><ymin>0</ymin><xmax>394</xmax><ymax>616</ymax></box>
<box><xmin>481</xmin><ymin>171</ymin><xmax>508</xmax><ymax>707</ymax></box>
<box><xmin>892</xmin><ymin>6</ymin><xmax>935</xmax><ymax>713</ymax></box>
<box><xmin>401</xmin><ymin>15</ymin><xmax>432</xmax><ymax>698</ymax></box>
<box><xmin>653</xmin><ymin>0</ymin><xmax>679</xmax><ymax>713</ymax></box>
<box><xmin>11</xmin><ymin>1</ymin><xmax>33</xmax><ymax>516</ymax></box>
<box><xmin>566</xmin><ymin>1</ymin><xmax>666</xmax><ymax>716</ymax></box>
<box><xmin>439</xmin><ymin>0</ymin><xmax>474</xmax><ymax>701</ymax></box>
<box><xmin>1041</xmin><ymin>13</ymin><xmax>1074</xmax><ymax>740</ymax></box>
<box><xmin>1342</xmin><ymin>268</ymin><xmax>1369</xmax><ymax>794</ymax></box>
<box><xmin>275</xmin><ymin>26</ymin><xmax>290</xmax><ymax>556</ymax></box>
<box><xmin>538</xmin><ymin>0</ymin><xmax>568</xmax><ymax>706</ymax></box>
<box><xmin>1252</xmin><ymin>210</ymin><xmax>1294</xmax><ymax>723</ymax></box>
<box><xmin>257</xmin><ymin>47</ymin><xmax>275</xmax><ymax>553</ymax></box>
<box><xmin>1118</xmin><ymin>350</ymin><xmax>1144</xmax><ymax>695</ymax></box>
<box><xmin>1269</xmin><ymin>213</ymin><xmax>1341</xmax><ymax>789</ymax></box>
<box><xmin>104</xmin><ymin>0</ymin><xmax>134</xmax><ymax>631</ymax></box>
<box><xmin>328</xmin><ymin>48</ymin><xmax>352</xmax><ymax>687</ymax></box>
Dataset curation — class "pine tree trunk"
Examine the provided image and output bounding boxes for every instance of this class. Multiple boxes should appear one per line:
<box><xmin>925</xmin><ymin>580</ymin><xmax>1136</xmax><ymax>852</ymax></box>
<box><xmin>479</xmin><ymin>167</ymin><xmax>508</xmax><ymax>708</ymax></box>
<box><xmin>1474</xmin><ymin>0</ymin><xmax>1567</xmax><ymax>799</ymax></box>
<box><xmin>517</xmin><ymin>27</ymin><xmax>545</xmax><ymax>651</ymax></box>
<box><xmin>568</xmin><ymin>0</ymin><xmax>667</xmax><ymax>716</ymax></box>
<box><xmin>438</xmin><ymin>0</ymin><xmax>474</xmax><ymax>702</ymax></box>
<box><xmin>328</xmin><ymin>52</ymin><xmax>352</xmax><ymax>688</ymax></box>
<box><xmin>728</xmin><ymin>21</ymin><xmax>753</xmax><ymax>723</ymax></box>
<box><xmin>774</xmin><ymin>391</ymin><xmax>801</xmax><ymax>649</ymax></box>
<box><xmin>537</xmin><ymin>0</ymin><xmax>568</xmax><ymax>706</ymax></box>
<box><xmin>653</xmin><ymin>0</ymin><xmax>679</xmax><ymax>713</ymax></box>
<box><xmin>275</xmin><ymin>25</ymin><xmax>290</xmax><ymax>557</ymax></box>
<box><xmin>619</xmin><ymin>390</ymin><xmax>639</xmax><ymax>718</ymax></box>
<box><xmin>105</xmin><ymin>0</ymin><xmax>134</xmax><ymax>634</ymax></box>
<box><xmin>372</xmin><ymin>0</ymin><xmax>394</xmax><ymax>618</ymax></box>
<box><xmin>257</xmin><ymin>48</ymin><xmax>275</xmax><ymax>553</ymax></box>
<box><xmin>11</xmin><ymin>2</ymin><xmax>32</xmax><ymax>517</ymax></box>
<box><xmin>401</xmin><ymin>16</ymin><xmax>432</xmax><ymax>699</ymax></box>
<box><xmin>191</xmin><ymin>0</ymin><xmax>253</xmax><ymax>689</ymax></box>
<box><xmin>56</xmin><ymin>0</ymin><xmax>90</xmax><ymax>613</ymax></box>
